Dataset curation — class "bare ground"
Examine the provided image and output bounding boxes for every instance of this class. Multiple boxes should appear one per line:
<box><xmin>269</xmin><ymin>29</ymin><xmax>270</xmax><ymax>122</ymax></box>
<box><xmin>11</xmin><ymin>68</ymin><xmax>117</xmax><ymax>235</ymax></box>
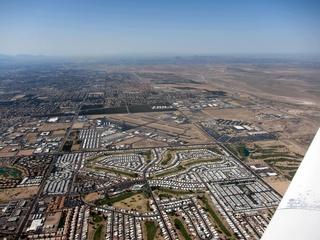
<box><xmin>263</xmin><ymin>177</ymin><xmax>291</xmax><ymax>196</ymax></box>
<box><xmin>0</xmin><ymin>186</ymin><xmax>39</xmax><ymax>202</ymax></box>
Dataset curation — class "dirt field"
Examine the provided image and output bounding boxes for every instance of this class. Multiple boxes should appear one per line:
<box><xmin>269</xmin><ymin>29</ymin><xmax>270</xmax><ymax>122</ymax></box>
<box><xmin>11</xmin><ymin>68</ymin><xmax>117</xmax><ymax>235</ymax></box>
<box><xmin>17</xmin><ymin>149</ymin><xmax>35</xmax><ymax>156</ymax></box>
<box><xmin>0</xmin><ymin>147</ymin><xmax>17</xmax><ymax>157</ymax></box>
<box><xmin>71</xmin><ymin>144</ymin><xmax>81</xmax><ymax>151</ymax></box>
<box><xmin>281</xmin><ymin>140</ymin><xmax>307</xmax><ymax>156</ymax></box>
<box><xmin>84</xmin><ymin>192</ymin><xmax>100</xmax><ymax>202</ymax></box>
<box><xmin>24</xmin><ymin>132</ymin><xmax>38</xmax><ymax>144</ymax></box>
<box><xmin>182</xmin><ymin>125</ymin><xmax>212</xmax><ymax>143</ymax></box>
<box><xmin>51</xmin><ymin>130</ymin><xmax>66</xmax><ymax>138</ymax></box>
<box><xmin>202</xmin><ymin>108</ymin><xmax>257</xmax><ymax>122</ymax></box>
<box><xmin>38</xmin><ymin>123</ymin><xmax>71</xmax><ymax>131</ymax></box>
<box><xmin>264</xmin><ymin>177</ymin><xmax>291</xmax><ymax>195</ymax></box>
<box><xmin>116</xmin><ymin>136</ymin><xmax>144</xmax><ymax>145</ymax></box>
<box><xmin>132</xmin><ymin>138</ymin><xmax>168</xmax><ymax>148</ymax></box>
<box><xmin>113</xmin><ymin>193</ymin><xmax>149</xmax><ymax>213</ymax></box>
<box><xmin>147</xmin><ymin>122</ymin><xmax>186</xmax><ymax>135</ymax></box>
<box><xmin>0</xmin><ymin>186</ymin><xmax>39</xmax><ymax>202</ymax></box>
<box><xmin>107</xmin><ymin>114</ymin><xmax>150</xmax><ymax>126</ymax></box>
<box><xmin>73</xmin><ymin>122</ymin><xmax>85</xmax><ymax>129</ymax></box>
<box><xmin>45</xmin><ymin>212</ymin><xmax>62</xmax><ymax>225</ymax></box>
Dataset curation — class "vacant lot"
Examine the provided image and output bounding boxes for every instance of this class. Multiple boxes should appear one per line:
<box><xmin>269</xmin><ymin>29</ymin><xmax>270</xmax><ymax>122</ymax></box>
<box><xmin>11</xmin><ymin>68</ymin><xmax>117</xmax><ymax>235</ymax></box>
<box><xmin>73</xmin><ymin>122</ymin><xmax>85</xmax><ymax>129</ymax></box>
<box><xmin>45</xmin><ymin>212</ymin><xmax>62</xmax><ymax>226</ymax></box>
<box><xmin>0</xmin><ymin>147</ymin><xmax>18</xmax><ymax>157</ymax></box>
<box><xmin>17</xmin><ymin>149</ymin><xmax>35</xmax><ymax>156</ymax></box>
<box><xmin>24</xmin><ymin>132</ymin><xmax>38</xmax><ymax>144</ymax></box>
<box><xmin>133</xmin><ymin>138</ymin><xmax>168</xmax><ymax>148</ymax></box>
<box><xmin>38</xmin><ymin>123</ymin><xmax>71</xmax><ymax>132</ymax></box>
<box><xmin>113</xmin><ymin>193</ymin><xmax>149</xmax><ymax>213</ymax></box>
<box><xmin>202</xmin><ymin>108</ymin><xmax>257</xmax><ymax>122</ymax></box>
<box><xmin>264</xmin><ymin>177</ymin><xmax>290</xmax><ymax>195</ymax></box>
<box><xmin>0</xmin><ymin>186</ymin><xmax>39</xmax><ymax>202</ymax></box>
<box><xmin>84</xmin><ymin>192</ymin><xmax>100</xmax><ymax>202</ymax></box>
<box><xmin>51</xmin><ymin>129</ymin><xmax>66</xmax><ymax>138</ymax></box>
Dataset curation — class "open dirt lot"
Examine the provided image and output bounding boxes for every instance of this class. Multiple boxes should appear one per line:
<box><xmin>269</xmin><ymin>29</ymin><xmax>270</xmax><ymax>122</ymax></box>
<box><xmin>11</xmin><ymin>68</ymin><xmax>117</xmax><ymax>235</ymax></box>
<box><xmin>264</xmin><ymin>177</ymin><xmax>291</xmax><ymax>195</ymax></box>
<box><xmin>38</xmin><ymin>123</ymin><xmax>71</xmax><ymax>132</ymax></box>
<box><xmin>17</xmin><ymin>149</ymin><xmax>35</xmax><ymax>156</ymax></box>
<box><xmin>116</xmin><ymin>136</ymin><xmax>144</xmax><ymax>145</ymax></box>
<box><xmin>24</xmin><ymin>132</ymin><xmax>38</xmax><ymax>144</ymax></box>
<box><xmin>147</xmin><ymin>122</ymin><xmax>185</xmax><ymax>135</ymax></box>
<box><xmin>51</xmin><ymin>129</ymin><xmax>66</xmax><ymax>138</ymax></box>
<box><xmin>262</xmin><ymin>117</ymin><xmax>318</xmax><ymax>138</ymax></box>
<box><xmin>107</xmin><ymin>114</ymin><xmax>150</xmax><ymax>126</ymax></box>
<box><xmin>0</xmin><ymin>186</ymin><xmax>39</xmax><ymax>202</ymax></box>
<box><xmin>71</xmin><ymin>144</ymin><xmax>81</xmax><ymax>151</ymax></box>
<box><xmin>113</xmin><ymin>193</ymin><xmax>149</xmax><ymax>213</ymax></box>
<box><xmin>133</xmin><ymin>138</ymin><xmax>168</xmax><ymax>148</ymax></box>
<box><xmin>0</xmin><ymin>147</ymin><xmax>18</xmax><ymax>157</ymax></box>
<box><xmin>73</xmin><ymin>122</ymin><xmax>85</xmax><ymax>129</ymax></box>
<box><xmin>84</xmin><ymin>192</ymin><xmax>100</xmax><ymax>202</ymax></box>
<box><xmin>202</xmin><ymin>108</ymin><xmax>257</xmax><ymax>122</ymax></box>
<box><xmin>45</xmin><ymin>212</ymin><xmax>62</xmax><ymax>225</ymax></box>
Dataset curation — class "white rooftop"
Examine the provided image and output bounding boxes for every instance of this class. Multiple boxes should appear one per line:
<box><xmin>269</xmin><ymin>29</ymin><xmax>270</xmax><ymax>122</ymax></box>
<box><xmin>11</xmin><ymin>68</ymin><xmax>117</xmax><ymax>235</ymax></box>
<box><xmin>48</xmin><ymin>117</ymin><xmax>59</xmax><ymax>123</ymax></box>
<box><xmin>27</xmin><ymin>218</ymin><xmax>44</xmax><ymax>232</ymax></box>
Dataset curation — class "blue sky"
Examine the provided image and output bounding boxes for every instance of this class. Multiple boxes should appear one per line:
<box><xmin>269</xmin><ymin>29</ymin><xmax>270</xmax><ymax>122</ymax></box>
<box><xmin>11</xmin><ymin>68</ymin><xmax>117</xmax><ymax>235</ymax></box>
<box><xmin>0</xmin><ymin>0</ymin><xmax>319</xmax><ymax>56</ymax></box>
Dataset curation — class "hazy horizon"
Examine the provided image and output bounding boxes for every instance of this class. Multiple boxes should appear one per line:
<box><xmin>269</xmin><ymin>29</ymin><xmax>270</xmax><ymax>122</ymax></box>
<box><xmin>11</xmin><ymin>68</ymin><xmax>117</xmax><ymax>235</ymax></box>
<box><xmin>1</xmin><ymin>0</ymin><xmax>320</xmax><ymax>57</ymax></box>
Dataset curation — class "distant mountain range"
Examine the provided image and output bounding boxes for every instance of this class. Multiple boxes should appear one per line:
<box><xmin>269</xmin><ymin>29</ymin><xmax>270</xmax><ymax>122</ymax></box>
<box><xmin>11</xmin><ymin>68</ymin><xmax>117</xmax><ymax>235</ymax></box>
<box><xmin>0</xmin><ymin>54</ymin><xmax>59</xmax><ymax>60</ymax></box>
<box><xmin>0</xmin><ymin>53</ymin><xmax>319</xmax><ymax>65</ymax></box>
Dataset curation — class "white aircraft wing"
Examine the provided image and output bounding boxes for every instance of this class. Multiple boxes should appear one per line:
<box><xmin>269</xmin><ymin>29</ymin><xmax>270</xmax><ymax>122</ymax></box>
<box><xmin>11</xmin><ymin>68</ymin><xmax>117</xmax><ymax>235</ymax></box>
<box><xmin>261</xmin><ymin>128</ymin><xmax>320</xmax><ymax>240</ymax></box>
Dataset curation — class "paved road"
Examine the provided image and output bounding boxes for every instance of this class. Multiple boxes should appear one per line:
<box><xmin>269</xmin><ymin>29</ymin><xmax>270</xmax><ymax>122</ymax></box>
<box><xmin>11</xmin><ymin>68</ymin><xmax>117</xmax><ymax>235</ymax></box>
<box><xmin>15</xmin><ymin>155</ymin><xmax>56</xmax><ymax>240</ymax></box>
<box><xmin>143</xmin><ymin>150</ymin><xmax>174</xmax><ymax>240</ymax></box>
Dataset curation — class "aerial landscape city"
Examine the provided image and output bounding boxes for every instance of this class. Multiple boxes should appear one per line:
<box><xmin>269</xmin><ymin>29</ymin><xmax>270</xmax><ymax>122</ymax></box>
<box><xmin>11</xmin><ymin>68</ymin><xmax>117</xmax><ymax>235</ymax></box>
<box><xmin>1</xmin><ymin>0</ymin><xmax>320</xmax><ymax>240</ymax></box>
<box><xmin>0</xmin><ymin>54</ymin><xmax>319</xmax><ymax>240</ymax></box>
